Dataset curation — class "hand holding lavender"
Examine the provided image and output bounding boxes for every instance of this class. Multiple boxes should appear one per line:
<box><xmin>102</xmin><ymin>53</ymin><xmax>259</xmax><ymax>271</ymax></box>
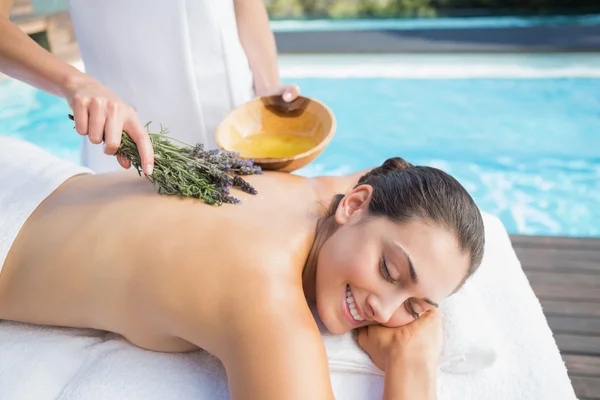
<box><xmin>69</xmin><ymin>114</ymin><xmax>262</xmax><ymax>205</ymax></box>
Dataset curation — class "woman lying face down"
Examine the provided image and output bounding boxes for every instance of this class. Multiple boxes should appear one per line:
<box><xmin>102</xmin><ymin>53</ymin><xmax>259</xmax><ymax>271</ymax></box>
<box><xmin>304</xmin><ymin>158</ymin><xmax>484</xmax><ymax>334</ymax></box>
<box><xmin>0</xmin><ymin>144</ymin><xmax>484</xmax><ymax>400</ymax></box>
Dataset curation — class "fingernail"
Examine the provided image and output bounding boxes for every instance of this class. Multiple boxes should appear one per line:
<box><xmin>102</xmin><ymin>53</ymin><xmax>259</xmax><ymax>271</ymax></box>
<box><xmin>146</xmin><ymin>165</ymin><xmax>153</xmax><ymax>175</ymax></box>
<box><xmin>283</xmin><ymin>93</ymin><xmax>292</xmax><ymax>101</ymax></box>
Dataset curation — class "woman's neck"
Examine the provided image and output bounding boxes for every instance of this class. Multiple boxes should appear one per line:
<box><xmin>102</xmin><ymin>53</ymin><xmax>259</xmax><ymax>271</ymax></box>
<box><xmin>302</xmin><ymin>212</ymin><xmax>338</xmax><ymax>302</ymax></box>
<box><xmin>302</xmin><ymin>172</ymin><xmax>364</xmax><ymax>301</ymax></box>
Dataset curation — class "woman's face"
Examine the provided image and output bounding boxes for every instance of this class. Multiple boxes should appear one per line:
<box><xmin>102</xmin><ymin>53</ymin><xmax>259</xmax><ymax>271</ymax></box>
<box><xmin>315</xmin><ymin>186</ymin><xmax>471</xmax><ymax>335</ymax></box>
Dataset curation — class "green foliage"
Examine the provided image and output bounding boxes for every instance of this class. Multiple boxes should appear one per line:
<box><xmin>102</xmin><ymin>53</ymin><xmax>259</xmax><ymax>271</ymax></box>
<box><xmin>266</xmin><ymin>0</ymin><xmax>306</xmax><ymax>17</ymax></box>
<box><xmin>433</xmin><ymin>0</ymin><xmax>600</xmax><ymax>8</ymax></box>
<box><xmin>266</xmin><ymin>0</ymin><xmax>436</xmax><ymax>18</ymax></box>
<box><xmin>265</xmin><ymin>0</ymin><xmax>600</xmax><ymax>18</ymax></box>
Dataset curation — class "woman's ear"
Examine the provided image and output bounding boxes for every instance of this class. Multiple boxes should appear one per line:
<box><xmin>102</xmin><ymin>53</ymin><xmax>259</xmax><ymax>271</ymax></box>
<box><xmin>335</xmin><ymin>185</ymin><xmax>373</xmax><ymax>225</ymax></box>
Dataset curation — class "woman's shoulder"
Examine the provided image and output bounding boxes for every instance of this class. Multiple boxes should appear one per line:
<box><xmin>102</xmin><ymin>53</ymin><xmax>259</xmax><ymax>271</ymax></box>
<box><xmin>223</xmin><ymin>272</ymin><xmax>314</xmax><ymax>331</ymax></box>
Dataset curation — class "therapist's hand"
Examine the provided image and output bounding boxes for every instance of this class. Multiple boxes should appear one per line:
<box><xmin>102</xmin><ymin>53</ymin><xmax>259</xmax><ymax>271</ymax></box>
<box><xmin>256</xmin><ymin>84</ymin><xmax>301</xmax><ymax>103</ymax></box>
<box><xmin>63</xmin><ymin>75</ymin><xmax>155</xmax><ymax>175</ymax></box>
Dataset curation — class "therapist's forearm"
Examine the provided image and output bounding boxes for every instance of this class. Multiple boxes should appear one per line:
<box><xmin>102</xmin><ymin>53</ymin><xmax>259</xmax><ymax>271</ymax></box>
<box><xmin>0</xmin><ymin>14</ymin><xmax>86</xmax><ymax>98</ymax></box>
<box><xmin>234</xmin><ymin>0</ymin><xmax>281</xmax><ymax>94</ymax></box>
<box><xmin>383</xmin><ymin>356</ymin><xmax>437</xmax><ymax>400</ymax></box>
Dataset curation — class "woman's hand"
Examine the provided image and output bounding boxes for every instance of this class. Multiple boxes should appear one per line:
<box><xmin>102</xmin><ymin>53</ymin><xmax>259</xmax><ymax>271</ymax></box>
<box><xmin>357</xmin><ymin>309</ymin><xmax>443</xmax><ymax>373</ymax></box>
<box><xmin>256</xmin><ymin>84</ymin><xmax>301</xmax><ymax>102</ymax></box>
<box><xmin>0</xmin><ymin>6</ymin><xmax>152</xmax><ymax>174</ymax></box>
<box><xmin>62</xmin><ymin>75</ymin><xmax>155</xmax><ymax>175</ymax></box>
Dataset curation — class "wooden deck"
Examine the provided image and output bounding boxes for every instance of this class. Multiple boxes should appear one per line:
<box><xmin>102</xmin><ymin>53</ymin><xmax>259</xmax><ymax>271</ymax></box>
<box><xmin>511</xmin><ymin>234</ymin><xmax>600</xmax><ymax>400</ymax></box>
<box><xmin>9</xmin><ymin>0</ymin><xmax>80</xmax><ymax>63</ymax></box>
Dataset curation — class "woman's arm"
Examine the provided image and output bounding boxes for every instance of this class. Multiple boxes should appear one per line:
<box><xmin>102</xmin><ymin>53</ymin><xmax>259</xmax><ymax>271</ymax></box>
<box><xmin>0</xmin><ymin>0</ymin><xmax>154</xmax><ymax>174</ymax></box>
<box><xmin>383</xmin><ymin>352</ymin><xmax>437</xmax><ymax>400</ymax></box>
<box><xmin>226</xmin><ymin>317</ymin><xmax>336</xmax><ymax>400</ymax></box>
<box><xmin>233</xmin><ymin>0</ymin><xmax>279</xmax><ymax>95</ymax></box>
<box><xmin>211</xmin><ymin>287</ymin><xmax>335</xmax><ymax>400</ymax></box>
<box><xmin>233</xmin><ymin>0</ymin><xmax>299</xmax><ymax>101</ymax></box>
<box><xmin>0</xmin><ymin>0</ymin><xmax>83</xmax><ymax>97</ymax></box>
<box><xmin>358</xmin><ymin>310</ymin><xmax>442</xmax><ymax>400</ymax></box>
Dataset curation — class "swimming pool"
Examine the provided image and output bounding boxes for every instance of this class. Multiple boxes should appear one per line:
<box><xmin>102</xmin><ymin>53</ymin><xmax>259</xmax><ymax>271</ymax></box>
<box><xmin>270</xmin><ymin>14</ymin><xmax>600</xmax><ymax>32</ymax></box>
<box><xmin>1</xmin><ymin>55</ymin><xmax>599</xmax><ymax>237</ymax></box>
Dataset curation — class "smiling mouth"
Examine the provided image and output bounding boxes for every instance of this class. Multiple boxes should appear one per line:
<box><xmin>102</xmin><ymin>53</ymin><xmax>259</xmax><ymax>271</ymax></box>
<box><xmin>346</xmin><ymin>285</ymin><xmax>365</xmax><ymax>322</ymax></box>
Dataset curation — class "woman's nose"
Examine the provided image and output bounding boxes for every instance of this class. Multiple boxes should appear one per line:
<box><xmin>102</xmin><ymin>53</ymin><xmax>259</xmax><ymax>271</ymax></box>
<box><xmin>366</xmin><ymin>295</ymin><xmax>398</xmax><ymax>324</ymax></box>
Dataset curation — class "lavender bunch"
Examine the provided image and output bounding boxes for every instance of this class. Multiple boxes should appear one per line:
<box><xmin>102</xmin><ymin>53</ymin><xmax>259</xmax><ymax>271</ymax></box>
<box><xmin>68</xmin><ymin>115</ymin><xmax>262</xmax><ymax>205</ymax></box>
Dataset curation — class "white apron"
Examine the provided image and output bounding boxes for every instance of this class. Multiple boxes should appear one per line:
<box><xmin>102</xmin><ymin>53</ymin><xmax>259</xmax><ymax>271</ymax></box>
<box><xmin>68</xmin><ymin>0</ymin><xmax>255</xmax><ymax>172</ymax></box>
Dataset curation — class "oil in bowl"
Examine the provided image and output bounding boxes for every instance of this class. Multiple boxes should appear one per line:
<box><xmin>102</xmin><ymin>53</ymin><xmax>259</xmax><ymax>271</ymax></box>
<box><xmin>215</xmin><ymin>95</ymin><xmax>336</xmax><ymax>172</ymax></box>
<box><xmin>234</xmin><ymin>133</ymin><xmax>320</xmax><ymax>159</ymax></box>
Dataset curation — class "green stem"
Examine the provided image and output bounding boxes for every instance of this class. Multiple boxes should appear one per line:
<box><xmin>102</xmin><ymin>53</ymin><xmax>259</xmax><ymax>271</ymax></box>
<box><xmin>67</xmin><ymin>113</ymin><xmax>261</xmax><ymax>205</ymax></box>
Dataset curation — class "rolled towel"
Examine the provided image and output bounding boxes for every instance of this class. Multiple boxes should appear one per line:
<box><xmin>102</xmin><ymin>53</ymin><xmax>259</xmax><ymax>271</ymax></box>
<box><xmin>438</xmin><ymin>282</ymin><xmax>498</xmax><ymax>374</ymax></box>
<box><xmin>0</xmin><ymin>136</ymin><xmax>92</xmax><ymax>271</ymax></box>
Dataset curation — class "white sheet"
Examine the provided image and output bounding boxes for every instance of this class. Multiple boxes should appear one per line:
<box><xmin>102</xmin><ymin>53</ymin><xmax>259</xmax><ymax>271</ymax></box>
<box><xmin>0</xmin><ymin>136</ymin><xmax>92</xmax><ymax>272</ymax></box>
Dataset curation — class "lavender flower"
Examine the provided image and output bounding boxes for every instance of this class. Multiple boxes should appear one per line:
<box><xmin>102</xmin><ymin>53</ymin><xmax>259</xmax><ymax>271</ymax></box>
<box><xmin>68</xmin><ymin>114</ymin><xmax>262</xmax><ymax>205</ymax></box>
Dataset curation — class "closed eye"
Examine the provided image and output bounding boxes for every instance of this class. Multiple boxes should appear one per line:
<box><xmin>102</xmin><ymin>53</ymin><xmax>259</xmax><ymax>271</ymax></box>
<box><xmin>379</xmin><ymin>258</ymin><xmax>395</xmax><ymax>283</ymax></box>
<box><xmin>404</xmin><ymin>300</ymin><xmax>419</xmax><ymax>320</ymax></box>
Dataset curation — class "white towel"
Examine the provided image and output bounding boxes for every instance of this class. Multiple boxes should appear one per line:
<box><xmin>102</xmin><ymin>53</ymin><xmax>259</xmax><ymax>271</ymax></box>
<box><xmin>0</xmin><ymin>136</ymin><xmax>92</xmax><ymax>272</ymax></box>
<box><xmin>434</xmin><ymin>214</ymin><xmax>576</xmax><ymax>400</ymax></box>
<box><xmin>438</xmin><ymin>282</ymin><xmax>498</xmax><ymax>375</ymax></box>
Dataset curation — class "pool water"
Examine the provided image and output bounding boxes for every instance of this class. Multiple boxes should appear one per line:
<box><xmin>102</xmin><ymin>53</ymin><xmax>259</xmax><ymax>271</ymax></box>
<box><xmin>1</xmin><ymin>75</ymin><xmax>599</xmax><ymax>237</ymax></box>
<box><xmin>270</xmin><ymin>14</ymin><xmax>600</xmax><ymax>32</ymax></box>
<box><xmin>0</xmin><ymin>79</ymin><xmax>83</xmax><ymax>163</ymax></box>
<box><xmin>294</xmin><ymin>76</ymin><xmax>600</xmax><ymax>238</ymax></box>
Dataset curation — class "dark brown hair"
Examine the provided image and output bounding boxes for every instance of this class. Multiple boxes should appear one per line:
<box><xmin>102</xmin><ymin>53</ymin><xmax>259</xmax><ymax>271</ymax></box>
<box><xmin>327</xmin><ymin>157</ymin><xmax>485</xmax><ymax>284</ymax></box>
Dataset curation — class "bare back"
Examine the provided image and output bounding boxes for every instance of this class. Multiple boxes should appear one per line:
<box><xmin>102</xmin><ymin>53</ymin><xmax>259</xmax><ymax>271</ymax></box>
<box><xmin>0</xmin><ymin>168</ymin><xmax>364</xmax><ymax>399</ymax></box>
<box><xmin>0</xmin><ymin>171</ymin><xmax>319</xmax><ymax>340</ymax></box>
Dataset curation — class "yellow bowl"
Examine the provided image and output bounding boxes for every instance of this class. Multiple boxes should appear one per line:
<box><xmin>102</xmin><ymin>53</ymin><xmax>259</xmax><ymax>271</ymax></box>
<box><xmin>215</xmin><ymin>95</ymin><xmax>336</xmax><ymax>173</ymax></box>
